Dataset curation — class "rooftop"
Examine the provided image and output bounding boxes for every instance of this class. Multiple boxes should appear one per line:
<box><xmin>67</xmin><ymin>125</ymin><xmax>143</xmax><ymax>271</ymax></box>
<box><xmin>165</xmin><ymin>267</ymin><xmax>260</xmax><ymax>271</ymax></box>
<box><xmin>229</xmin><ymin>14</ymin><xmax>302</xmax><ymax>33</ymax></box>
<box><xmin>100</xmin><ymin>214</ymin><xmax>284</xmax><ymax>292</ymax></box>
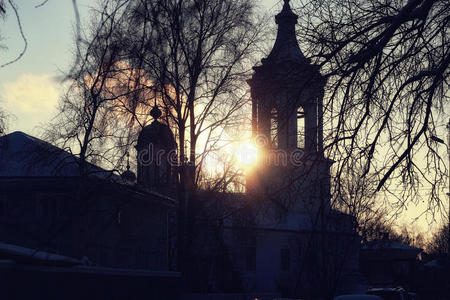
<box><xmin>0</xmin><ymin>131</ymin><xmax>118</xmax><ymax>178</ymax></box>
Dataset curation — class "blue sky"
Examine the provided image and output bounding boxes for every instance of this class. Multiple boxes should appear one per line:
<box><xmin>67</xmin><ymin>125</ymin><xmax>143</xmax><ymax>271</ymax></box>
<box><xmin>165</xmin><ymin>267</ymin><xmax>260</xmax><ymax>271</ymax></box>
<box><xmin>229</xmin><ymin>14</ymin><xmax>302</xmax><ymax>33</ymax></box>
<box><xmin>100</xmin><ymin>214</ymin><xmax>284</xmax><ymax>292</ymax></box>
<box><xmin>1</xmin><ymin>0</ymin><xmax>89</xmax><ymax>76</ymax></box>
<box><xmin>0</xmin><ymin>0</ymin><xmax>93</xmax><ymax>135</ymax></box>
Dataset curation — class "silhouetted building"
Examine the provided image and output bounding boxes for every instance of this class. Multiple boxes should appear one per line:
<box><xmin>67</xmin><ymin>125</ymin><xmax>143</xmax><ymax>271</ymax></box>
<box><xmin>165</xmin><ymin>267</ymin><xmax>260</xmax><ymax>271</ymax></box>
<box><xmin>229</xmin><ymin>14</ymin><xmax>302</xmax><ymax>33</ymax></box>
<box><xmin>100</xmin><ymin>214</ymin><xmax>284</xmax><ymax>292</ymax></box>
<box><xmin>0</xmin><ymin>131</ymin><xmax>175</xmax><ymax>271</ymax></box>
<box><xmin>360</xmin><ymin>237</ymin><xmax>422</xmax><ymax>289</ymax></box>
<box><xmin>0</xmin><ymin>242</ymin><xmax>181</xmax><ymax>300</ymax></box>
<box><xmin>136</xmin><ymin>105</ymin><xmax>177</xmax><ymax>196</ymax></box>
<box><xmin>246</xmin><ymin>0</ymin><xmax>330</xmax><ymax>215</ymax></box>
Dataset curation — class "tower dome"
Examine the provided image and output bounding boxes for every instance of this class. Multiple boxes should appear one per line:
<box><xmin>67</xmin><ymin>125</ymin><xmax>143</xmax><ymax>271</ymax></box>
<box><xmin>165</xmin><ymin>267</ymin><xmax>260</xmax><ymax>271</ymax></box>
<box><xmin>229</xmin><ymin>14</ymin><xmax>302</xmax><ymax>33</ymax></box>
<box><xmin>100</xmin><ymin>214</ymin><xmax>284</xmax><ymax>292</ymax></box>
<box><xmin>135</xmin><ymin>105</ymin><xmax>177</xmax><ymax>191</ymax></box>
<box><xmin>136</xmin><ymin>106</ymin><xmax>177</xmax><ymax>151</ymax></box>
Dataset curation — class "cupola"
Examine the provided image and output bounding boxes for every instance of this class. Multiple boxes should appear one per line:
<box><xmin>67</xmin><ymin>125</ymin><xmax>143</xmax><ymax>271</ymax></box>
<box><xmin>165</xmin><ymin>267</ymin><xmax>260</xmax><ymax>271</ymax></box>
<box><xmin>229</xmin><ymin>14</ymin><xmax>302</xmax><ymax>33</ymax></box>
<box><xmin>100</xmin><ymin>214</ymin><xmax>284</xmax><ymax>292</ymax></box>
<box><xmin>135</xmin><ymin>105</ymin><xmax>177</xmax><ymax>191</ymax></box>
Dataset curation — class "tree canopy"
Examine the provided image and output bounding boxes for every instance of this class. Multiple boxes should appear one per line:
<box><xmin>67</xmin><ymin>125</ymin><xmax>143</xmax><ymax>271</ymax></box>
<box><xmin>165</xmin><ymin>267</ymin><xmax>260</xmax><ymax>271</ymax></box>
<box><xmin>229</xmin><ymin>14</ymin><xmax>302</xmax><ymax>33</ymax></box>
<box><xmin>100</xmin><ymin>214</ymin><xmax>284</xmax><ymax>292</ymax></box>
<box><xmin>292</xmin><ymin>0</ymin><xmax>449</xmax><ymax>220</ymax></box>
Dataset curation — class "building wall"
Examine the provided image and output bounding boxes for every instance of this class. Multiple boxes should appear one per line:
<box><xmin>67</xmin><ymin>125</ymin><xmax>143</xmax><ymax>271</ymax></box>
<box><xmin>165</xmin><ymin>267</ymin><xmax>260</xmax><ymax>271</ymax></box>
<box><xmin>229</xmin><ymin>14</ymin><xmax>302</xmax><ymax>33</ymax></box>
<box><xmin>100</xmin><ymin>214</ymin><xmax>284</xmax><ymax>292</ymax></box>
<box><xmin>0</xmin><ymin>262</ymin><xmax>181</xmax><ymax>300</ymax></box>
<box><xmin>223</xmin><ymin>215</ymin><xmax>361</xmax><ymax>298</ymax></box>
<box><xmin>0</xmin><ymin>177</ymin><xmax>172</xmax><ymax>271</ymax></box>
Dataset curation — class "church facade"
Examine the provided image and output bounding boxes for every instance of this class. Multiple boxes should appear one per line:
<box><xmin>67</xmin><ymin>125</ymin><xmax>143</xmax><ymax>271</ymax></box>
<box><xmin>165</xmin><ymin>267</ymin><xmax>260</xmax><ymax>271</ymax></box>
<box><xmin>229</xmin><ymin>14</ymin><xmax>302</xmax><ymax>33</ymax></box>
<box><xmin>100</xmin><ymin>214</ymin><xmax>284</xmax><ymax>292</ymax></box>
<box><xmin>220</xmin><ymin>0</ymin><xmax>364</xmax><ymax>297</ymax></box>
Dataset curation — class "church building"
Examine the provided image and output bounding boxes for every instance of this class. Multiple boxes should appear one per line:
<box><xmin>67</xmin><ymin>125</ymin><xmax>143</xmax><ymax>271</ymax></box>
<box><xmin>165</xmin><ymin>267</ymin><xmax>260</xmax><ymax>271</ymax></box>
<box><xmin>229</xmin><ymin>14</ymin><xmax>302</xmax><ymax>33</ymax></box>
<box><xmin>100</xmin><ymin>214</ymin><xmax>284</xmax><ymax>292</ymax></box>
<box><xmin>220</xmin><ymin>0</ymin><xmax>364</xmax><ymax>297</ymax></box>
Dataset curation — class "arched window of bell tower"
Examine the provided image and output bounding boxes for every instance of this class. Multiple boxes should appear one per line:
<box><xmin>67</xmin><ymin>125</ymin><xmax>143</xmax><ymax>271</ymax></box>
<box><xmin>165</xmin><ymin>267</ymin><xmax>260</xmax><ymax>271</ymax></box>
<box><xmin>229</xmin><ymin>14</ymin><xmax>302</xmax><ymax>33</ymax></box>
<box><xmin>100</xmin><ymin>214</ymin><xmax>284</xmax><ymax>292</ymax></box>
<box><xmin>270</xmin><ymin>107</ymin><xmax>278</xmax><ymax>148</ymax></box>
<box><xmin>297</xmin><ymin>107</ymin><xmax>305</xmax><ymax>148</ymax></box>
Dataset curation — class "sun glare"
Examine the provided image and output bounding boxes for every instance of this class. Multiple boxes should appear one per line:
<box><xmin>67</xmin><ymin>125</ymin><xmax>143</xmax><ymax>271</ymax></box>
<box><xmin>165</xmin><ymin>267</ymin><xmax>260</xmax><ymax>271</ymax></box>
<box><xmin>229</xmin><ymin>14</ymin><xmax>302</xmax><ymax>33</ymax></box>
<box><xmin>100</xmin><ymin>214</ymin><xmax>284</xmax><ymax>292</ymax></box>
<box><xmin>233</xmin><ymin>141</ymin><xmax>258</xmax><ymax>169</ymax></box>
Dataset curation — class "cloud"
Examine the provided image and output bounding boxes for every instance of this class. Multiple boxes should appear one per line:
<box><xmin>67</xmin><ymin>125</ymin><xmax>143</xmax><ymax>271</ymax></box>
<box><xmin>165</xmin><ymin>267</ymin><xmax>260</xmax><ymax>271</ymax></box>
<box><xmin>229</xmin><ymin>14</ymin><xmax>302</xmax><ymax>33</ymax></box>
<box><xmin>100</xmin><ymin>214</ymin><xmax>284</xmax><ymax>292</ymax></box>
<box><xmin>0</xmin><ymin>73</ymin><xmax>60</xmax><ymax>134</ymax></box>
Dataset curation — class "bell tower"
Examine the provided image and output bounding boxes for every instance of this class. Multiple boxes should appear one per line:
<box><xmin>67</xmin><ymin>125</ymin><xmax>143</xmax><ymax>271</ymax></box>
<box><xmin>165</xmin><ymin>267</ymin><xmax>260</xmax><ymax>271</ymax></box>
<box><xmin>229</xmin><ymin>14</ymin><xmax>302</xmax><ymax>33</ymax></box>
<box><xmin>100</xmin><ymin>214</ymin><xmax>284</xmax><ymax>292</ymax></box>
<box><xmin>246</xmin><ymin>0</ymin><xmax>331</xmax><ymax>214</ymax></box>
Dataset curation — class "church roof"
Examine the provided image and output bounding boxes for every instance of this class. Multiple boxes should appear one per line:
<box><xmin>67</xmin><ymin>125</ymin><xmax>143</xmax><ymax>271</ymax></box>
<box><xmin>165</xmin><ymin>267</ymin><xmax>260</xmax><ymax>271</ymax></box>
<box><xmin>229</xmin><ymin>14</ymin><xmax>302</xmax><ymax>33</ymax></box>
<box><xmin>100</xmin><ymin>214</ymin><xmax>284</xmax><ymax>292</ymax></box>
<box><xmin>263</xmin><ymin>0</ymin><xmax>307</xmax><ymax>65</ymax></box>
<box><xmin>0</xmin><ymin>131</ymin><xmax>118</xmax><ymax>179</ymax></box>
<box><xmin>362</xmin><ymin>238</ymin><xmax>422</xmax><ymax>253</ymax></box>
<box><xmin>137</xmin><ymin>121</ymin><xmax>177</xmax><ymax>150</ymax></box>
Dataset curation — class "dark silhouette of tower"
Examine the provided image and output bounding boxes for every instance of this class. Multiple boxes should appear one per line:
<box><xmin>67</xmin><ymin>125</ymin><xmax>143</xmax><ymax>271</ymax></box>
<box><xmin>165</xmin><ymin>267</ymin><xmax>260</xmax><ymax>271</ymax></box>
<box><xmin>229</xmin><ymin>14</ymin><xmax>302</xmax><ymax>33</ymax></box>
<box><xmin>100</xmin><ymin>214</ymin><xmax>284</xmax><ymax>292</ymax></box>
<box><xmin>246</xmin><ymin>0</ymin><xmax>331</xmax><ymax>214</ymax></box>
<box><xmin>135</xmin><ymin>105</ymin><xmax>177</xmax><ymax>194</ymax></box>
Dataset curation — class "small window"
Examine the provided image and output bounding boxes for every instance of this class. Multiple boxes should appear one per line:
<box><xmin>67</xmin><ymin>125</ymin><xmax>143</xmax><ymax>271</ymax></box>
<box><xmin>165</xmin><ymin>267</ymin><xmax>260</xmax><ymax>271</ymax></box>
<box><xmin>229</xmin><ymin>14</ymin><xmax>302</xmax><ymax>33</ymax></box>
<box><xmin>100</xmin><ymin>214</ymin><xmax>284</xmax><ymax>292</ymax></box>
<box><xmin>37</xmin><ymin>195</ymin><xmax>61</xmax><ymax>218</ymax></box>
<box><xmin>36</xmin><ymin>194</ymin><xmax>62</xmax><ymax>218</ymax></box>
<box><xmin>246</xmin><ymin>246</ymin><xmax>256</xmax><ymax>271</ymax></box>
<box><xmin>297</xmin><ymin>107</ymin><xmax>305</xmax><ymax>148</ymax></box>
<box><xmin>394</xmin><ymin>261</ymin><xmax>410</xmax><ymax>276</ymax></box>
<box><xmin>280</xmin><ymin>248</ymin><xmax>290</xmax><ymax>271</ymax></box>
<box><xmin>270</xmin><ymin>108</ymin><xmax>278</xmax><ymax>148</ymax></box>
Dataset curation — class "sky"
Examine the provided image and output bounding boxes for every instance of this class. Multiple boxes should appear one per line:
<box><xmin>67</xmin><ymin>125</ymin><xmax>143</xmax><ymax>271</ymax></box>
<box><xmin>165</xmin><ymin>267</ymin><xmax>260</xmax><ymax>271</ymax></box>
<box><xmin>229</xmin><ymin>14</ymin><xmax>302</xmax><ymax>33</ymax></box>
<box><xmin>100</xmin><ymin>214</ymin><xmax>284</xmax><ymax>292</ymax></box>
<box><xmin>0</xmin><ymin>1</ymin><xmax>447</xmax><ymax>235</ymax></box>
<box><xmin>0</xmin><ymin>0</ymin><xmax>279</xmax><ymax>135</ymax></box>
<box><xmin>0</xmin><ymin>0</ymin><xmax>94</xmax><ymax>135</ymax></box>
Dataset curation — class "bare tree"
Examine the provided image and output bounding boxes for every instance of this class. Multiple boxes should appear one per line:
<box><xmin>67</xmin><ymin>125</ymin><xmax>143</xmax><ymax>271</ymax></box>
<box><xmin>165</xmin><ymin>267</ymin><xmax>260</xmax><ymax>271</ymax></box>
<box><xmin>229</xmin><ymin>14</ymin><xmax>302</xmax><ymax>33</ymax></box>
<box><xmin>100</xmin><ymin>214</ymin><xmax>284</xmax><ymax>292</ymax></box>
<box><xmin>0</xmin><ymin>109</ymin><xmax>8</xmax><ymax>135</ymax></box>
<box><xmin>0</xmin><ymin>1</ymin><xmax>83</xmax><ymax>67</ymax></box>
<box><xmin>262</xmin><ymin>2</ymin><xmax>450</xmax><ymax>296</ymax></box>
<box><xmin>426</xmin><ymin>223</ymin><xmax>449</xmax><ymax>255</ymax></box>
<box><xmin>0</xmin><ymin>0</ymin><xmax>29</xmax><ymax>67</ymax></box>
<box><xmin>49</xmin><ymin>0</ymin><xmax>264</xmax><ymax>186</ymax></box>
<box><xmin>45</xmin><ymin>0</ymin><xmax>147</xmax><ymax>176</ymax></box>
<box><xmin>98</xmin><ymin>0</ymin><xmax>257</xmax><ymax>176</ymax></box>
<box><xmin>0</xmin><ymin>0</ymin><xmax>7</xmax><ymax>45</ymax></box>
<box><xmin>44</xmin><ymin>0</ymin><xmax>264</xmax><ymax>287</ymax></box>
<box><xmin>332</xmin><ymin>157</ymin><xmax>386</xmax><ymax>232</ymax></box>
<box><xmin>106</xmin><ymin>0</ymin><xmax>264</xmax><ymax>284</ymax></box>
<box><xmin>290</xmin><ymin>0</ymin><xmax>449</xmax><ymax>218</ymax></box>
<box><xmin>0</xmin><ymin>1</ymin><xmax>5</xmax><ymax>15</ymax></box>
<box><xmin>117</xmin><ymin>0</ymin><xmax>263</xmax><ymax>189</ymax></box>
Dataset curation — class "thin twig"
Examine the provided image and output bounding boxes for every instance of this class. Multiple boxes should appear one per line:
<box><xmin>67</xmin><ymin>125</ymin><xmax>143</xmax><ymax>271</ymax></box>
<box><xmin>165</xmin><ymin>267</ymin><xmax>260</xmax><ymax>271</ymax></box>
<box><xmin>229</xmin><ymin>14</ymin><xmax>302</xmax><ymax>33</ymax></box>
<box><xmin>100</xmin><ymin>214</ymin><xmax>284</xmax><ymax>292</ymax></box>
<box><xmin>35</xmin><ymin>0</ymin><xmax>49</xmax><ymax>8</ymax></box>
<box><xmin>1</xmin><ymin>0</ymin><xmax>28</xmax><ymax>68</ymax></box>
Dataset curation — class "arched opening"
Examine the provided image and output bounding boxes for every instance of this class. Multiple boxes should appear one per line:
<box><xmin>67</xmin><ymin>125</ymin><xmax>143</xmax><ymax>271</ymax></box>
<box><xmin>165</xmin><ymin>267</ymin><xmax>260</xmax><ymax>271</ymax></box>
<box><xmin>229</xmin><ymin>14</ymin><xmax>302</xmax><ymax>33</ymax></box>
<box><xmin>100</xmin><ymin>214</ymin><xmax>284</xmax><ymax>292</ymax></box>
<box><xmin>297</xmin><ymin>107</ymin><xmax>305</xmax><ymax>148</ymax></box>
<box><xmin>270</xmin><ymin>108</ymin><xmax>278</xmax><ymax>148</ymax></box>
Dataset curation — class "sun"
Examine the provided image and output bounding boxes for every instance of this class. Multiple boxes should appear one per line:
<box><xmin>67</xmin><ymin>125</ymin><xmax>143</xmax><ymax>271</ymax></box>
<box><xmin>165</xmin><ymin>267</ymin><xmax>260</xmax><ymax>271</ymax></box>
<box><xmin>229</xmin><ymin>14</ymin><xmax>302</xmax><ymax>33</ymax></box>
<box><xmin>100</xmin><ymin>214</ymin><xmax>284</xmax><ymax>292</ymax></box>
<box><xmin>233</xmin><ymin>141</ymin><xmax>259</xmax><ymax>169</ymax></box>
